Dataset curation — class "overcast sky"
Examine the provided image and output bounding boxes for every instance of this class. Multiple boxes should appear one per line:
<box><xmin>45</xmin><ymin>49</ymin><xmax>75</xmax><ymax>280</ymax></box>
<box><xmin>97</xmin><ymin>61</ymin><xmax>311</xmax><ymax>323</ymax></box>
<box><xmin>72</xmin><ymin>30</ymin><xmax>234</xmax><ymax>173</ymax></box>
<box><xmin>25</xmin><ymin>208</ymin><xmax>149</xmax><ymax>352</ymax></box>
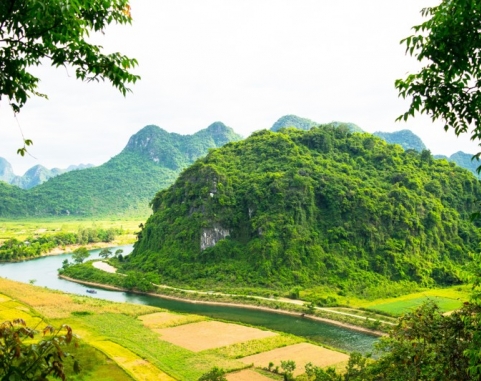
<box><xmin>2</xmin><ymin>0</ymin><xmax>479</xmax><ymax>175</ymax></box>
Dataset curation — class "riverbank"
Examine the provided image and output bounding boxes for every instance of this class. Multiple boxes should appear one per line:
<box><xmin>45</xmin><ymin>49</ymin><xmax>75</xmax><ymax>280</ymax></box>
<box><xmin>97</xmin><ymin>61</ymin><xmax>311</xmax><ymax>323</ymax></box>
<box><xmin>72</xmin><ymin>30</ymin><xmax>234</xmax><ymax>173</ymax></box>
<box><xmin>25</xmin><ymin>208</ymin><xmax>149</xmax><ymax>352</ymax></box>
<box><xmin>59</xmin><ymin>274</ymin><xmax>386</xmax><ymax>337</ymax></box>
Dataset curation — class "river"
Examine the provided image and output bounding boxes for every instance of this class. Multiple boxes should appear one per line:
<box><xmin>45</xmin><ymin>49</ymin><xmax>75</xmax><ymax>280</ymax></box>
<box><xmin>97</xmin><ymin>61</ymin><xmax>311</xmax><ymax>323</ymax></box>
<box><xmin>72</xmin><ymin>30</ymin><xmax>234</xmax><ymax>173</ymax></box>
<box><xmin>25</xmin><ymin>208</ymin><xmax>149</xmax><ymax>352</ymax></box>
<box><xmin>0</xmin><ymin>245</ymin><xmax>378</xmax><ymax>353</ymax></box>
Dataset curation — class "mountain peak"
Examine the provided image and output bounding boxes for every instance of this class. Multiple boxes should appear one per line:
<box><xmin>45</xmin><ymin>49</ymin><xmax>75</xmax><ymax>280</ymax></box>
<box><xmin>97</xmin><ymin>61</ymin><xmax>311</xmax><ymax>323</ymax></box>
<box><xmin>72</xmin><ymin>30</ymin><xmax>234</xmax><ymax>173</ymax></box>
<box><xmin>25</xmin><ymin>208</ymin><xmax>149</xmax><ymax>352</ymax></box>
<box><xmin>271</xmin><ymin>115</ymin><xmax>318</xmax><ymax>132</ymax></box>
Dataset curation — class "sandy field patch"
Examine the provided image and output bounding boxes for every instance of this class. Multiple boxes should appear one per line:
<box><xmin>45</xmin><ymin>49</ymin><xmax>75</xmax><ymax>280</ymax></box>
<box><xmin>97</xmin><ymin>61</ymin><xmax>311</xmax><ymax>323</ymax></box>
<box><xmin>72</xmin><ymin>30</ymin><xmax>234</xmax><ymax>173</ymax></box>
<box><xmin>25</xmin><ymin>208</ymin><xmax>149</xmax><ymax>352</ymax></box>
<box><xmin>139</xmin><ymin>311</ymin><xmax>205</xmax><ymax>329</ymax></box>
<box><xmin>226</xmin><ymin>369</ymin><xmax>273</xmax><ymax>381</ymax></box>
<box><xmin>240</xmin><ymin>343</ymin><xmax>349</xmax><ymax>376</ymax></box>
<box><xmin>156</xmin><ymin>321</ymin><xmax>277</xmax><ymax>352</ymax></box>
<box><xmin>92</xmin><ymin>261</ymin><xmax>117</xmax><ymax>273</ymax></box>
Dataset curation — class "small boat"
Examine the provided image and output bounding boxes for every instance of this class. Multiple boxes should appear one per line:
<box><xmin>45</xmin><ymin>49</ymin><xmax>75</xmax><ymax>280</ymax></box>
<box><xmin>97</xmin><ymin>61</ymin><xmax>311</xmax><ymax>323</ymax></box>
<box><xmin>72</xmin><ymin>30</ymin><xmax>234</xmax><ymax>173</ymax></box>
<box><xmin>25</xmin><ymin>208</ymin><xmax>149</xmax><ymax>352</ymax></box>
<box><xmin>86</xmin><ymin>289</ymin><xmax>97</xmax><ymax>294</ymax></box>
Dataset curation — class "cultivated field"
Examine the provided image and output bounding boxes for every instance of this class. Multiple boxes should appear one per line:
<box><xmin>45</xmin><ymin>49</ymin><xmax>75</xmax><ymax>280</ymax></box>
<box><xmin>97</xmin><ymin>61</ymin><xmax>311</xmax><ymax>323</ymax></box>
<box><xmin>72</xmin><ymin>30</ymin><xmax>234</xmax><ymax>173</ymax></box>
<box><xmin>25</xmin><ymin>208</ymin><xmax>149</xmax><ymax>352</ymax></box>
<box><xmin>0</xmin><ymin>218</ymin><xmax>142</xmax><ymax>245</ymax></box>
<box><xmin>156</xmin><ymin>321</ymin><xmax>277</xmax><ymax>351</ymax></box>
<box><xmin>240</xmin><ymin>343</ymin><xmax>349</xmax><ymax>377</ymax></box>
<box><xmin>0</xmin><ymin>278</ymin><xmax>350</xmax><ymax>380</ymax></box>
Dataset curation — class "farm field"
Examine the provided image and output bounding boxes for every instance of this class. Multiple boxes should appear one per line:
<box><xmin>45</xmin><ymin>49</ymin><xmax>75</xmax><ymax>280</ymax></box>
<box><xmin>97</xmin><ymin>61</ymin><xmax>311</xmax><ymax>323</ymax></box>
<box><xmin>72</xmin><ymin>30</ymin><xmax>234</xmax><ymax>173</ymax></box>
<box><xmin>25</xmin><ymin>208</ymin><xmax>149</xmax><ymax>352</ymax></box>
<box><xmin>0</xmin><ymin>218</ymin><xmax>142</xmax><ymax>244</ymax></box>
<box><xmin>0</xmin><ymin>277</ymin><xmax>349</xmax><ymax>380</ymax></box>
<box><xmin>359</xmin><ymin>288</ymin><xmax>469</xmax><ymax>316</ymax></box>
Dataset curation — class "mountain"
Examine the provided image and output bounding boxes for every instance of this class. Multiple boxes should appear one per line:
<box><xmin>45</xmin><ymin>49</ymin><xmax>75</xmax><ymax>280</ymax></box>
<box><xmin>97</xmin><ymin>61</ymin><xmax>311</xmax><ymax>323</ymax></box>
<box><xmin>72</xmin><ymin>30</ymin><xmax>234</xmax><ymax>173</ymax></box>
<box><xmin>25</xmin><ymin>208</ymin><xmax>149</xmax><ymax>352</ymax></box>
<box><xmin>0</xmin><ymin>123</ymin><xmax>242</xmax><ymax>217</ymax></box>
<box><xmin>124</xmin><ymin>124</ymin><xmax>481</xmax><ymax>295</ymax></box>
<box><xmin>0</xmin><ymin>159</ymin><xmax>94</xmax><ymax>189</ymax></box>
<box><xmin>274</xmin><ymin>116</ymin><xmax>480</xmax><ymax>177</ymax></box>
<box><xmin>434</xmin><ymin>151</ymin><xmax>480</xmax><ymax>177</ymax></box>
<box><xmin>373</xmin><ymin>130</ymin><xmax>427</xmax><ymax>152</ymax></box>
<box><xmin>0</xmin><ymin>158</ymin><xmax>16</xmax><ymax>184</ymax></box>
<box><xmin>270</xmin><ymin>115</ymin><xmax>363</xmax><ymax>133</ymax></box>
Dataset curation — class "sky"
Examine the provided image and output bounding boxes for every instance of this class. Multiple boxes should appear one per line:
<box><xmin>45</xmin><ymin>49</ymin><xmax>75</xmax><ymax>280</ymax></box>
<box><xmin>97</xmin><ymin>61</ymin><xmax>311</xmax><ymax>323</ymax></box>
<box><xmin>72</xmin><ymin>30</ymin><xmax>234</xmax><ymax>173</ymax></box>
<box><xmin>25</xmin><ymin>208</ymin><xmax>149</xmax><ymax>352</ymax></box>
<box><xmin>2</xmin><ymin>0</ymin><xmax>480</xmax><ymax>175</ymax></box>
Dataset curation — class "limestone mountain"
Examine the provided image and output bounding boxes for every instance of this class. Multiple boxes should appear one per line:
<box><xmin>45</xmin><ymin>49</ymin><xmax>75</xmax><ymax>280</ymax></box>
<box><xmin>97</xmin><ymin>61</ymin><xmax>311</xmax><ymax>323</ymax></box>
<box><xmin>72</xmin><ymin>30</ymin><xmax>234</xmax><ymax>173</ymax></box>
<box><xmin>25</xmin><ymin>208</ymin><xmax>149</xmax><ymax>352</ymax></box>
<box><xmin>0</xmin><ymin>158</ymin><xmax>94</xmax><ymax>189</ymax></box>
<box><xmin>373</xmin><ymin>130</ymin><xmax>427</xmax><ymax>152</ymax></box>
<box><xmin>0</xmin><ymin>123</ymin><xmax>242</xmax><ymax>217</ymax></box>
<box><xmin>434</xmin><ymin>151</ymin><xmax>480</xmax><ymax>177</ymax></box>
<box><xmin>271</xmin><ymin>115</ymin><xmax>363</xmax><ymax>133</ymax></box>
<box><xmin>125</xmin><ymin>125</ymin><xmax>481</xmax><ymax>295</ymax></box>
<box><xmin>0</xmin><ymin>158</ymin><xmax>16</xmax><ymax>184</ymax></box>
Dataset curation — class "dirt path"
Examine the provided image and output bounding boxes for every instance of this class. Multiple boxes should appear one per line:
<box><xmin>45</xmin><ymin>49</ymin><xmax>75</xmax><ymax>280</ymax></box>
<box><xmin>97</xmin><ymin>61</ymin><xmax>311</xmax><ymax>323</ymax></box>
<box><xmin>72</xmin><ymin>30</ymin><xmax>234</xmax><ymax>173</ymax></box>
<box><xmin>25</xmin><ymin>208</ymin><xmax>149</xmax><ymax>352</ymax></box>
<box><xmin>64</xmin><ymin>264</ymin><xmax>386</xmax><ymax>336</ymax></box>
<box><xmin>92</xmin><ymin>261</ymin><xmax>394</xmax><ymax>326</ymax></box>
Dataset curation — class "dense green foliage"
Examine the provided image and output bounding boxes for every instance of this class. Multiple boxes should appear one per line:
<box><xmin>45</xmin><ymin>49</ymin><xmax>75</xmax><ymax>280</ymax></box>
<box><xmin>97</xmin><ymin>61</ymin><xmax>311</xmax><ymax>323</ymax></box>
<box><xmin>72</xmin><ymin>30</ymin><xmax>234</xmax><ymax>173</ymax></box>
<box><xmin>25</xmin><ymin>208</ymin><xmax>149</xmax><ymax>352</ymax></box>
<box><xmin>60</xmin><ymin>261</ymin><xmax>158</xmax><ymax>293</ymax></box>
<box><xmin>0</xmin><ymin>226</ymin><xmax>118</xmax><ymax>261</ymax></box>
<box><xmin>303</xmin><ymin>270</ymin><xmax>481</xmax><ymax>381</ymax></box>
<box><xmin>395</xmin><ymin>1</ymin><xmax>481</xmax><ymax>147</ymax></box>
<box><xmin>435</xmin><ymin>151</ymin><xmax>481</xmax><ymax>177</ymax></box>
<box><xmin>373</xmin><ymin>130</ymin><xmax>427</xmax><ymax>152</ymax></box>
<box><xmin>0</xmin><ymin>0</ymin><xmax>138</xmax><ymax>114</ymax></box>
<box><xmin>125</xmin><ymin>126</ymin><xmax>481</xmax><ymax>296</ymax></box>
<box><xmin>271</xmin><ymin>115</ymin><xmax>362</xmax><ymax>133</ymax></box>
<box><xmin>0</xmin><ymin>123</ymin><xmax>241</xmax><ymax>217</ymax></box>
<box><xmin>0</xmin><ymin>319</ymin><xmax>77</xmax><ymax>381</ymax></box>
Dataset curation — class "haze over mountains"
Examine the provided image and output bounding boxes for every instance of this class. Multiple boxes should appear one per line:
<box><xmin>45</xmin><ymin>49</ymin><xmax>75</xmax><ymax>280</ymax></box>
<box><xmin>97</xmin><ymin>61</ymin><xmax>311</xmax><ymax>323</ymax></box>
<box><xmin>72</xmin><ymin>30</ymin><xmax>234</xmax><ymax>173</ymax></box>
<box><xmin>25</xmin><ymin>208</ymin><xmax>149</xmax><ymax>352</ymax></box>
<box><xmin>0</xmin><ymin>115</ymin><xmax>479</xmax><ymax>218</ymax></box>
<box><xmin>0</xmin><ymin>158</ymin><xmax>93</xmax><ymax>189</ymax></box>
<box><xmin>0</xmin><ymin>122</ymin><xmax>242</xmax><ymax>217</ymax></box>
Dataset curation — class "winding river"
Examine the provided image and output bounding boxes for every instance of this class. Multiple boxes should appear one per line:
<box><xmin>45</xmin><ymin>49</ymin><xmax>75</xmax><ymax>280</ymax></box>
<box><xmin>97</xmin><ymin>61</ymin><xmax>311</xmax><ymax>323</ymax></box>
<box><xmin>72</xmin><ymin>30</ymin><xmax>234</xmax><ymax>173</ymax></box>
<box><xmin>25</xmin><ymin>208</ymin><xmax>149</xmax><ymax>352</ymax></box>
<box><xmin>0</xmin><ymin>245</ymin><xmax>378</xmax><ymax>353</ymax></box>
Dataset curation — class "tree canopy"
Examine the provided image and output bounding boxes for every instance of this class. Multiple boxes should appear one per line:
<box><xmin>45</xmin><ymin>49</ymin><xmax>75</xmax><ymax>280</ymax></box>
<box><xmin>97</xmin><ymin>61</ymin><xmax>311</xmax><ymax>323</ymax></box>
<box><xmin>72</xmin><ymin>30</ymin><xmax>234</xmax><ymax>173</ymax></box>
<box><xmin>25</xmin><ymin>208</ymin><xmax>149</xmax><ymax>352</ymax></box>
<box><xmin>395</xmin><ymin>1</ymin><xmax>481</xmax><ymax>148</ymax></box>
<box><xmin>0</xmin><ymin>0</ymin><xmax>139</xmax><ymax>114</ymax></box>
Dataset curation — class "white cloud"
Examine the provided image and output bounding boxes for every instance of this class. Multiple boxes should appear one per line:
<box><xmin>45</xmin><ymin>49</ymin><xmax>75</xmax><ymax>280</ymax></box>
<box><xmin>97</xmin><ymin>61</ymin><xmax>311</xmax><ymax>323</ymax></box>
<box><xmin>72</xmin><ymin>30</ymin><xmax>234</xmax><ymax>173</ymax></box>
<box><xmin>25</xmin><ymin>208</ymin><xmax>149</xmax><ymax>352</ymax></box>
<box><xmin>2</xmin><ymin>0</ymin><xmax>477</xmax><ymax>175</ymax></box>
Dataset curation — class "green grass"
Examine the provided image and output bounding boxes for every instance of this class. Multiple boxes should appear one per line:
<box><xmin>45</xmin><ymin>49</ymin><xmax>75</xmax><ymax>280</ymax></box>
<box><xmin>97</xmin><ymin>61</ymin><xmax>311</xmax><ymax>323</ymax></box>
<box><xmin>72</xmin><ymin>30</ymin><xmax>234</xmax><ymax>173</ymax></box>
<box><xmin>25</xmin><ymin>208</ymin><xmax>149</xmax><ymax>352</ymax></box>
<box><xmin>365</xmin><ymin>296</ymin><xmax>463</xmax><ymax>316</ymax></box>
<box><xmin>0</xmin><ymin>218</ymin><xmax>143</xmax><ymax>243</ymax></box>
<box><xmin>72</xmin><ymin>313</ymin><xmax>248</xmax><ymax>381</ymax></box>
<box><xmin>203</xmin><ymin>334</ymin><xmax>304</xmax><ymax>359</ymax></box>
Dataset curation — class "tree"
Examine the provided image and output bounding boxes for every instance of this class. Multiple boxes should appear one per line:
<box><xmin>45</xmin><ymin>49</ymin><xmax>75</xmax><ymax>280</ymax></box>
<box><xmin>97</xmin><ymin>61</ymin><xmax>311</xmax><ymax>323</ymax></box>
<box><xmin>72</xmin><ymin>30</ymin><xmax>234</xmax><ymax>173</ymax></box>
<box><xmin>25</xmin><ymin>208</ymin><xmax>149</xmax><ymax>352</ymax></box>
<box><xmin>395</xmin><ymin>1</ymin><xmax>481</xmax><ymax>152</ymax></box>
<box><xmin>114</xmin><ymin>249</ymin><xmax>124</xmax><ymax>258</ymax></box>
<box><xmin>0</xmin><ymin>0</ymin><xmax>140</xmax><ymax>154</ymax></box>
<box><xmin>71</xmin><ymin>247</ymin><xmax>90</xmax><ymax>264</ymax></box>
<box><xmin>198</xmin><ymin>367</ymin><xmax>227</xmax><ymax>381</ymax></box>
<box><xmin>0</xmin><ymin>319</ymin><xmax>78</xmax><ymax>381</ymax></box>
<box><xmin>99</xmin><ymin>248</ymin><xmax>112</xmax><ymax>259</ymax></box>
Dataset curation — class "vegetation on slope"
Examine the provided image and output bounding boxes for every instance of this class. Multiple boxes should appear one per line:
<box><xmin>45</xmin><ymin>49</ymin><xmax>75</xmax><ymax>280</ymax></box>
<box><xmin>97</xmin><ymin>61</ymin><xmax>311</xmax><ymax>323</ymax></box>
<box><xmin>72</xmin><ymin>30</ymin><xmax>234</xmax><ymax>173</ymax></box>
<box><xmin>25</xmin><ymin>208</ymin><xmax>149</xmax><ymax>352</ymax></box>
<box><xmin>0</xmin><ymin>123</ymin><xmax>241</xmax><ymax>218</ymax></box>
<box><xmin>373</xmin><ymin>130</ymin><xmax>427</xmax><ymax>152</ymax></box>
<box><xmin>124</xmin><ymin>125</ymin><xmax>481</xmax><ymax>297</ymax></box>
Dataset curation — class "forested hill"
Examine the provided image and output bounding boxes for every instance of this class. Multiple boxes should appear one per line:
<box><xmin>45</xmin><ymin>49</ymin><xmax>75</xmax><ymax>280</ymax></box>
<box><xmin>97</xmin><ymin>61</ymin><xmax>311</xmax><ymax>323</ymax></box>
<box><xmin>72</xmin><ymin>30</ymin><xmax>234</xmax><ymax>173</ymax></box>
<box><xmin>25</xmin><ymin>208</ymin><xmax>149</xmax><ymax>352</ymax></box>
<box><xmin>125</xmin><ymin>125</ymin><xmax>481</xmax><ymax>295</ymax></box>
<box><xmin>373</xmin><ymin>130</ymin><xmax>427</xmax><ymax>152</ymax></box>
<box><xmin>0</xmin><ymin>123</ymin><xmax>242</xmax><ymax>217</ymax></box>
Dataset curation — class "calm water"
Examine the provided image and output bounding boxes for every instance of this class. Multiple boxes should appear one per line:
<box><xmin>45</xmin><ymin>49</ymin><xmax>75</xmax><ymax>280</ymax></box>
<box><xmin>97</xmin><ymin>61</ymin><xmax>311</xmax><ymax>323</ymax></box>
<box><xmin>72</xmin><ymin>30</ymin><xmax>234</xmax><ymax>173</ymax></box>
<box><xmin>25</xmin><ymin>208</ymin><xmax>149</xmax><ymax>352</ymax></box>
<box><xmin>0</xmin><ymin>245</ymin><xmax>378</xmax><ymax>353</ymax></box>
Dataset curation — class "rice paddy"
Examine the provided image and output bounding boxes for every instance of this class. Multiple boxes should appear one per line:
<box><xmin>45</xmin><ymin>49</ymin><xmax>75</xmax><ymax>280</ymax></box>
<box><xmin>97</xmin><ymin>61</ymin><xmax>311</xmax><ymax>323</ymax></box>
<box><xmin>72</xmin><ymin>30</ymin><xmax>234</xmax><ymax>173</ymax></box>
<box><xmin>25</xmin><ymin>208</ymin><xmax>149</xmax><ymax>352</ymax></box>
<box><xmin>0</xmin><ymin>278</ymin><xmax>350</xmax><ymax>380</ymax></box>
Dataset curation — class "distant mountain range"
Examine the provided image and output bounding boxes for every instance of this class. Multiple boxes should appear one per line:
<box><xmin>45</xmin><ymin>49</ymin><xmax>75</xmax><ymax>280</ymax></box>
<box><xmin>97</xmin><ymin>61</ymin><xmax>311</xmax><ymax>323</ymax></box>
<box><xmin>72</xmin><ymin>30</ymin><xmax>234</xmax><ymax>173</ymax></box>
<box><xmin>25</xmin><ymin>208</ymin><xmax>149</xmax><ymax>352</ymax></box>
<box><xmin>0</xmin><ymin>122</ymin><xmax>242</xmax><ymax>217</ymax></box>
<box><xmin>270</xmin><ymin>115</ymin><xmax>480</xmax><ymax>176</ymax></box>
<box><xmin>0</xmin><ymin>159</ymin><xmax>93</xmax><ymax>189</ymax></box>
<box><xmin>0</xmin><ymin>114</ymin><xmax>479</xmax><ymax>218</ymax></box>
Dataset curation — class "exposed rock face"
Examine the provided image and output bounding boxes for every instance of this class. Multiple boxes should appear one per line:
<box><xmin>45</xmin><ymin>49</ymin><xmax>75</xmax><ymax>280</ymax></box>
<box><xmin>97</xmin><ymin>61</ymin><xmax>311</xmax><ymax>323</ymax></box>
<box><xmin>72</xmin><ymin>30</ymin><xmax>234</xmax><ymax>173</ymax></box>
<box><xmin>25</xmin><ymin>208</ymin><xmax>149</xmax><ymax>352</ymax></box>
<box><xmin>200</xmin><ymin>225</ymin><xmax>230</xmax><ymax>251</ymax></box>
<box><xmin>0</xmin><ymin>158</ymin><xmax>15</xmax><ymax>184</ymax></box>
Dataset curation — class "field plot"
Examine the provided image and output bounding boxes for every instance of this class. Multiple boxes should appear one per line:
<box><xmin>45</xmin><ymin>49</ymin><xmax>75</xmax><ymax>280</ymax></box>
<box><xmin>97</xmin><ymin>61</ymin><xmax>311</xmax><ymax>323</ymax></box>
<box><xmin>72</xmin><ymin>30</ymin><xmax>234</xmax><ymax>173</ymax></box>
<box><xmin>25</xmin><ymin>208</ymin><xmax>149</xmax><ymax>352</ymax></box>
<box><xmin>156</xmin><ymin>321</ymin><xmax>277</xmax><ymax>352</ymax></box>
<box><xmin>366</xmin><ymin>296</ymin><xmax>463</xmax><ymax>316</ymax></box>
<box><xmin>226</xmin><ymin>369</ymin><xmax>274</xmax><ymax>381</ymax></box>
<box><xmin>240</xmin><ymin>343</ymin><xmax>349</xmax><ymax>376</ymax></box>
<box><xmin>140</xmin><ymin>311</ymin><xmax>206</xmax><ymax>329</ymax></box>
<box><xmin>0</xmin><ymin>278</ymin><xmax>159</xmax><ymax>319</ymax></box>
<box><xmin>92</xmin><ymin>340</ymin><xmax>176</xmax><ymax>381</ymax></box>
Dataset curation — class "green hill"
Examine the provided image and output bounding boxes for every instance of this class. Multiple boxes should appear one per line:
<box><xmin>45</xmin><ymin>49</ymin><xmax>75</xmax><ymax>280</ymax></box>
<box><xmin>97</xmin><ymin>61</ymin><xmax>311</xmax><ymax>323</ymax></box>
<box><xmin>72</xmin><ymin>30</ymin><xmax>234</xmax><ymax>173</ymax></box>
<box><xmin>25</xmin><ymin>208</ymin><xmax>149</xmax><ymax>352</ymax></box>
<box><xmin>434</xmin><ymin>151</ymin><xmax>481</xmax><ymax>177</ymax></box>
<box><xmin>124</xmin><ymin>125</ymin><xmax>481</xmax><ymax>296</ymax></box>
<box><xmin>373</xmin><ymin>130</ymin><xmax>427</xmax><ymax>152</ymax></box>
<box><xmin>271</xmin><ymin>115</ymin><xmax>363</xmax><ymax>133</ymax></box>
<box><xmin>0</xmin><ymin>123</ymin><xmax>242</xmax><ymax>217</ymax></box>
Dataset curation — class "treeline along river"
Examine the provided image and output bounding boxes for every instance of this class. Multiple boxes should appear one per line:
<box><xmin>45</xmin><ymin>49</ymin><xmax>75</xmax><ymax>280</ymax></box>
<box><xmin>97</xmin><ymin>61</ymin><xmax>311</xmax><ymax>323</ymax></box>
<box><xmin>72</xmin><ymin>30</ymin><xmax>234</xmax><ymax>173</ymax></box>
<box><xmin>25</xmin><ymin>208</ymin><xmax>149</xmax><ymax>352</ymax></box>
<box><xmin>0</xmin><ymin>245</ymin><xmax>378</xmax><ymax>353</ymax></box>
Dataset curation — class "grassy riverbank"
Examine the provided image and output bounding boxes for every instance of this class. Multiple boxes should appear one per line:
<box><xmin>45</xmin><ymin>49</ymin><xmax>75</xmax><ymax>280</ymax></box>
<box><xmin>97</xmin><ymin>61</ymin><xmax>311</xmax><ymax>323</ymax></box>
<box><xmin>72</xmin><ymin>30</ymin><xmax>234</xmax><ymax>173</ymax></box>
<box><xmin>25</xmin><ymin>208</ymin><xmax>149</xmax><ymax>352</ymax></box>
<box><xmin>60</xmin><ymin>259</ymin><xmax>470</xmax><ymax>337</ymax></box>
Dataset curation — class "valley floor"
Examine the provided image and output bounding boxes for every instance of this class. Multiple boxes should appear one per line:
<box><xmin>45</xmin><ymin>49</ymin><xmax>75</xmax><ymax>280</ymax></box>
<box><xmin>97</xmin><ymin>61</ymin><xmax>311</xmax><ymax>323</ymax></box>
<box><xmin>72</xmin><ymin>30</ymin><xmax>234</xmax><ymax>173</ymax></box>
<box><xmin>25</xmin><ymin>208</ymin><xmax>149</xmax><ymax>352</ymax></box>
<box><xmin>0</xmin><ymin>278</ymin><xmax>350</xmax><ymax>381</ymax></box>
